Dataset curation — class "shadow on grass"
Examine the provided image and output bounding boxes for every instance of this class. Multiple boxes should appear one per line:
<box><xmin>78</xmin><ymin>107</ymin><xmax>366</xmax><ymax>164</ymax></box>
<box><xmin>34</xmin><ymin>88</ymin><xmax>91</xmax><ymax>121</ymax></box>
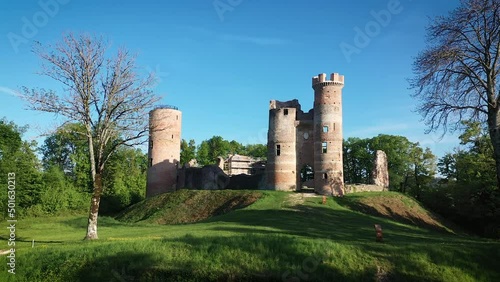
<box><xmin>75</xmin><ymin>252</ymin><xmax>157</xmax><ymax>282</ymax></box>
<box><xmin>16</xmin><ymin>201</ymin><xmax>500</xmax><ymax>281</ymax></box>
<box><xmin>159</xmin><ymin>234</ymin><xmax>376</xmax><ymax>281</ymax></box>
<box><xmin>0</xmin><ymin>236</ymin><xmax>64</xmax><ymax>244</ymax></box>
<box><xmin>206</xmin><ymin>204</ymin><xmax>467</xmax><ymax>245</ymax></box>
<box><xmin>336</xmin><ymin>195</ymin><xmax>455</xmax><ymax>233</ymax></box>
<box><xmin>200</xmin><ymin>204</ymin><xmax>500</xmax><ymax>281</ymax></box>
<box><xmin>357</xmin><ymin>240</ymin><xmax>500</xmax><ymax>281</ymax></box>
<box><xmin>62</xmin><ymin>216</ymin><xmax>127</xmax><ymax>229</ymax></box>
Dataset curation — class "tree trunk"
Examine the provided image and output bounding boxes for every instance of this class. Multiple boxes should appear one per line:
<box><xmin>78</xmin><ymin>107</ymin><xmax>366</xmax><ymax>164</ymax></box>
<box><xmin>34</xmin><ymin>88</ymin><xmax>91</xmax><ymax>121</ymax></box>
<box><xmin>84</xmin><ymin>125</ymin><xmax>100</xmax><ymax>240</ymax></box>
<box><xmin>85</xmin><ymin>173</ymin><xmax>102</xmax><ymax>240</ymax></box>
<box><xmin>488</xmin><ymin>107</ymin><xmax>500</xmax><ymax>188</ymax></box>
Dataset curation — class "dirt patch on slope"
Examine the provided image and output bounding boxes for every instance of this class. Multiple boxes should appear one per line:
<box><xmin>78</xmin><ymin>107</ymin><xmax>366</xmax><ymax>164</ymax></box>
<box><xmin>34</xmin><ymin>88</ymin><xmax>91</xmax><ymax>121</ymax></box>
<box><xmin>116</xmin><ymin>189</ymin><xmax>262</xmax><ymax>225</ymax></box>
<box><xmin>338</xmin><ymin>192</ymin><xmax>455</xmax><ymax>233</ymax></box>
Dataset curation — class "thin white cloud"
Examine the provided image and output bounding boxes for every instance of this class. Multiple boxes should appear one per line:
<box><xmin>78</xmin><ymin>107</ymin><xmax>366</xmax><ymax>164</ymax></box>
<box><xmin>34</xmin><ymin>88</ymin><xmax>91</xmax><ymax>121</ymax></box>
<box><xmin>219</xmin><ymin>34</ymin><xmax>288</xmax><ymax>46</ymax></box>
<box><xmin>0</xmin><ymin>86</ymin><xmax>22</xmax><ymax>98</ymax></box>
<box><xmin>178</xmin><ymin>26</ymin><xmax>289</xmax><ymax>46</ymax></box>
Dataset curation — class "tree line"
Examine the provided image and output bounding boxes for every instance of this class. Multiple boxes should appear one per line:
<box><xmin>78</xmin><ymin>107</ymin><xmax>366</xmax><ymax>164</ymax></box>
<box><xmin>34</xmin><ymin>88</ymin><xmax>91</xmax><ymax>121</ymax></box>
<box><xmin>0</xmin><ymin>120</ymin><xmax>267</xmax><ymax>218</ymax></box>
<box><xmin>180</xmin><ymin>136</ymin><xmax>267</xmax><ymax>166</ymax></box>
<box><xmin>343</xmin><ymin>134</ymin><xmax>436</xmax><ymax>199</ymax></box>
<box><xmin>0</xmin><ymin>120</ymin><xmax>147</xmax><ymax>218</ymax></box>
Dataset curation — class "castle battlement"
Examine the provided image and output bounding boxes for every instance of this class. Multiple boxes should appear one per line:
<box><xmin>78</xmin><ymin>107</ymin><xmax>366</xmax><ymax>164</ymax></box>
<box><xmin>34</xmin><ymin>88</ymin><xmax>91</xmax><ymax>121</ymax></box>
<box><xmin>312</xmin><ymin>73</ymin><xmax>344</xmax><ymax>87</ymax></box>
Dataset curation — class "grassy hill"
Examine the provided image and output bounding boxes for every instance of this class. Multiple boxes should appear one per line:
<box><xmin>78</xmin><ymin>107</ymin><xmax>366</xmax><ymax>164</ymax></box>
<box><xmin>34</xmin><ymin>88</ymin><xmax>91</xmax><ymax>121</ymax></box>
<box><xmin>116</xmin><ymin>189</ymin><xmax>262</xmax><ymax>224</ymax></box>
<box><xmin>1</xmin><ymin>190</ymin><xmax>499</xmax><ymax>281</ymax></box>
<box><xmin>337</xmin><ymin>192</ymin><xmax>460</xmax><ymax>233</ymax></box>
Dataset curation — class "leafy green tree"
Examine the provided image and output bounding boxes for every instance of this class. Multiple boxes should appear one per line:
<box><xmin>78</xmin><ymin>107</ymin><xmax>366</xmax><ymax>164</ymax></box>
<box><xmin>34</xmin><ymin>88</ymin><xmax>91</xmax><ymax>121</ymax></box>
<box><xmin>36</xmin><ymin>165</ymin><xmax>89</xmax><ymax>215</ymax></box>
<box><xmin>0</xmin><ymin>119</ymin><xmax>43</xmax><ymax>215</ymax></box>
<box><xmin>438</xmin><ymin>152</ymin><xmax>457</xmax><ymax>181</ymax></box>
<box><xmin>455</xmin><ymin>122</ymin><xmax>496</xmax><ymax>186</ymax></box>
<box><xmin>196</xmin><ymin>136</ymin><xmax>231</xmax><ymax>166</ymax></box>
<box><xmin>244</xmin><ymin>144</ymin><xmax>267</xmax><ymax>160</ymax></box>
<box><xmin>180</xmin><ymin>139</ymin><xmax>196</xmax><ymax>165</ymax></box>
<box><xmin>101</xmin><ymin>147</ymin><xmax>147</xmax><ymax>214</ymax></box>
<box><xmin>369</xmin><ymin>135</ymin><xmax>415</xmax><ymax>191</ymax></box>
<box><xmin>343</xmin><ymin>134</ymin><xmax>436</xmax><ymax>193</ymax></box>
<box><xmin>0</xmin><ymin>119</ymin><xmax>23</xmax><ymax>158</ymax></box>
<box><xmin>424</xmin><ymin>122</ymin><xmax>498</xmax><ymax>237</ymax></box>
<box><xmin>228</xmin><ymin>140</ymin><xmax>245</xmax><ymax>155</ymax></box>
<box><xmin>343</xmin><ymin>137</ymin><xmax>372</xmax><ymax>184</ymax></box>
<box><xmin>407</xmin><ymin>145</ymin><xmax>436</xmax><ymax>199</ymax></box>
<box><xmin>40</xmin><ymin>123</ymin><xmax>92</xmax><ymax>192</ymax></box>
<box><xmin>195</xmin><ymin>136</ymin><xmax>267</xmax><ymax>166</ymax></box>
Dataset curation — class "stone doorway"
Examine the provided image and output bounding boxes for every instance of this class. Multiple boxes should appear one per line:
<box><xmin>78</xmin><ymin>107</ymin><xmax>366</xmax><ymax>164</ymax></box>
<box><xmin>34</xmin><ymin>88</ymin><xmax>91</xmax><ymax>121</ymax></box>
<box><xmin>300</xmin><ymin>164</ymin><xmax>315</xmax><ymax>192</ymax></box>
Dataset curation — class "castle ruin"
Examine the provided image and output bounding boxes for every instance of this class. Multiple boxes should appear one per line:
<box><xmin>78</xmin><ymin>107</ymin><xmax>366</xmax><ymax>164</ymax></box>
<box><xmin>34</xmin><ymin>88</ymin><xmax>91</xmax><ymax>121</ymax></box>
<box><xmin>146</xmin><ymin>72</ymin><xmax>378</xmax><ymax>197</ymax></box>
<box><xmin>266</xmin><ymin>72</ymin><xmax>345</xmax><ymax>196</ymax></box>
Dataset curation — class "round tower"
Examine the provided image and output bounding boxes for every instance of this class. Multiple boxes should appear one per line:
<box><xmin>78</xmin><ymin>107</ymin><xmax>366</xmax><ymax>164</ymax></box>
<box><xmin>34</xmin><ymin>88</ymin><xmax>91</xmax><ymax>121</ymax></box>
<box><xmin>266</xmin><ymin>103</ymin><xmax>297</xmax><ymax>191</ymax></box>
<box><xmin>146</xmin><ymin>106</ymin><xmax>182</xmax><ymax>197</ymax></box>
<box><xmin>312</xmin><ymin>73</ymin><xmax>345</xmax><ymax>195</ymax></box>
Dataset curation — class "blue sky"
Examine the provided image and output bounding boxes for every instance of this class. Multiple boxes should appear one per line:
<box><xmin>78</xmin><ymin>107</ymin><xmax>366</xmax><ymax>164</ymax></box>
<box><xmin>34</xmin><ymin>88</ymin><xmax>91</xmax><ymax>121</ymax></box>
<box><xmin>1</xmin><ymin>0</ymin><xmax>461</xmax><ymax>158</ymax></box>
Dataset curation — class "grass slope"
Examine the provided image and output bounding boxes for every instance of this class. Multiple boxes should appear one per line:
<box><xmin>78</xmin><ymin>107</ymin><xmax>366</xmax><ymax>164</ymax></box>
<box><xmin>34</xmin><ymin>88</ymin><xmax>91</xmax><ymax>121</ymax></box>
<box><xmin>1</xmin><ymin>191</ymin><xmax>499</xmax><ymax>281</ymax></box>
<box><xmin>116</xmin><ymin>189</ymin><xmax>262</xmax><ymax>224</ymax></box>
<box><xmin>337</xmin><ymin>192</ymin><xmax>459</xmax><ymax>233</ymax></box>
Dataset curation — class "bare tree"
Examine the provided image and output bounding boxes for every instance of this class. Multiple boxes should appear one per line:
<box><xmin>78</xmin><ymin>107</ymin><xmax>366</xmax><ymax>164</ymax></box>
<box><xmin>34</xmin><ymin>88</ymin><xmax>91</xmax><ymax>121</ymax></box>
<box><xmin>410</xmin><ymin>0</ymin><xmax>500</xmax><ymax>186</ymax></box>
<box><xmin>22</xmin><ymin>33</ymin><xmax>160</xmax><ymax>239</ymax></box>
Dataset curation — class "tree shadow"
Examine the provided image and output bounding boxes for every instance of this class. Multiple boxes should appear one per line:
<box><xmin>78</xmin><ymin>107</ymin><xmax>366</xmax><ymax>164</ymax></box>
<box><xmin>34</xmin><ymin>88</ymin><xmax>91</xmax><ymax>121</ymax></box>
<box><xmin>203</xmin><ymin>204</ymin><xmax>500</xmax><ymax>281</ymax></box>
<box><xmin>0</xmin><ymin>236</ymin><xmax>63</xmax><ymax>244</ymax></box>
<box><xmin>205</xmin><ymin>203</ymin><xmax>464</xmax><ymax>245</ymax></box>
<box><xmin>336</xmin><ymin>195</ymin><xmax>454</xmax><ymax>233</ymax></box>
<box><xmin>357</xmin><ymin>240</ymin><xmax>500</xmax><ymax>281</ymax></box>
<box><xmin>159</xmin><ymin>234</ymin><xmax>375</xmax><ymax>281</ymax></box>
<box><xmin>75</xmin><ymin>252</ymin><xmax>158</xmax><ymax>282</ymax></box>
<box><xmin>62</xmin><ymin>215</ymin><xmax>127</xmax><ymax>230</ymax></box>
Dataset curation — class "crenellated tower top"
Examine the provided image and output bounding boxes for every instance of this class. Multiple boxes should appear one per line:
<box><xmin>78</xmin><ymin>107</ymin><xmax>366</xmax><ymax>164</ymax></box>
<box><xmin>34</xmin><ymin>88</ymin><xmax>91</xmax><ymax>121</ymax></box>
<box><xmin>312</xmin><ymin>73</ymin><xmax>344</xmax><ymax>89</ymax></box>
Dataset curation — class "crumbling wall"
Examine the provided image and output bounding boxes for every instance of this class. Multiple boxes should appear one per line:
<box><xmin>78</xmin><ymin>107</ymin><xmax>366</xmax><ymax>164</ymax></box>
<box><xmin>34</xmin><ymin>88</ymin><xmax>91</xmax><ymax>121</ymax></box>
<box><xmin>345</xmin><ymin>184</ymin><xmax>385</xmax><ymax>194</ymax></box>
<box><xmin>227</xmin><ymin>173</ymin><xmax>265</xmax><ymax>190</ymax></box>
<box><xmin>270</xmin><ymin>99</ymin><xmax>301</xmax><ymax>110</ymax></box>
<box><xmin>371</xmin><ymin>150</ymin><xmax>389</xmax><ymax>188</ymax></box>
<box><xmin>178</xmin><ymin>165</ymin><xmax>230</xmax><ymax>190</ymax></box>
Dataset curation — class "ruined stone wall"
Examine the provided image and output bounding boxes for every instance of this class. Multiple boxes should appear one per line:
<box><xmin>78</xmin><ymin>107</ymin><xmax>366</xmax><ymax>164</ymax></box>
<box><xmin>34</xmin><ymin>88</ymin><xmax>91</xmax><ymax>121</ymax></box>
<box><xmin>146</xmin><ymin>107</ymin><xmax>182</xmax><ymax>197</ymax></box>
<box><xmin>344</xmin><ymin>184</ymin><xmax>385</xmax><ymax>194</ymax></box>
<box><xmin>371</xmin><ymin>150</ymin><xmax>389</xmax><ymax>188</ymax></box>
<box><xmin>266</xmin><ymin>106</ymin><xmax>297</xmax><ymax>191</ymax></box>
<box><xmin>227</xmin><ymin>173</ymin><xmax>265</xmax><ymax>190</ymax></box>
<box><xmin>313</xmin><ymin>73</ymin><xmax>345</xmax><ymax>196</ymax></box>
<box><xmin>178</xmin><ymin>165</ymin><xmax>230</xmax><ymax>190</ymax></box>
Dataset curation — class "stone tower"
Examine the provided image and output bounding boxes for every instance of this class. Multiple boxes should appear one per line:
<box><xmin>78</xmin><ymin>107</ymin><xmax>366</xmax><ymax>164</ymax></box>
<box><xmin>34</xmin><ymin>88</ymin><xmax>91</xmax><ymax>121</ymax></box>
<box><xmin>146</xmin><ymin>106</ymin><xmax>182</xmax><ymax>197</ymax></box>
<box><xmin>266</xmin><ymin>104</ymin><xmax>298</xmax><ymax>191</ymax></box>
<box><xmin>265</xmin><ymin>72</ymin><xmax>345</xmax><ymax>195</ymax></box>
<box><xmin>313</xmin><ymin>73</ymin><xmax>345</xmax><ymax>195</ymax></box>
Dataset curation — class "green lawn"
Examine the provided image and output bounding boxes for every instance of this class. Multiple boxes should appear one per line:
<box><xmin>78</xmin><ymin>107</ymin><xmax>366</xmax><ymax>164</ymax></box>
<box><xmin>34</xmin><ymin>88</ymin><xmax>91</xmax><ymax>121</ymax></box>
<box><xmin>1</xmin><ymin>191</ymin><xmax>499</xmax><ymax>281</ymax></box>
